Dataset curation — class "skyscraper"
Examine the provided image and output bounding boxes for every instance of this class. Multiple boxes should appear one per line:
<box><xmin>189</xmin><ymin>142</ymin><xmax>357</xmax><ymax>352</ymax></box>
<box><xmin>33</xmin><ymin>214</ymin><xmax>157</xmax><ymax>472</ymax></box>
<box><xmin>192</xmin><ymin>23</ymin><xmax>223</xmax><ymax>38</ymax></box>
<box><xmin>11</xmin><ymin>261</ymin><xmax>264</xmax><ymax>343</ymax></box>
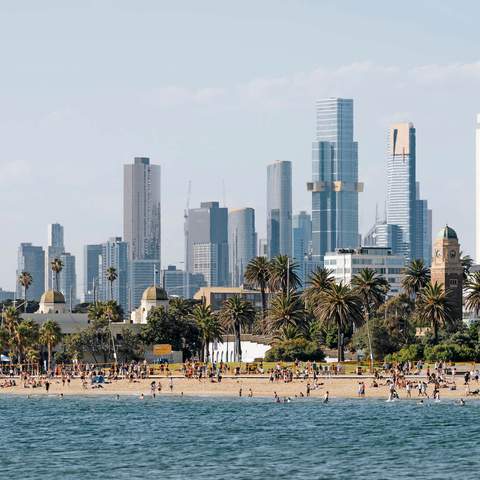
<box><xmin>185</xmin><ymin>201</ymin><xmax>228</xmax><ymax>290</ymax></box>
<box><xmin>386</xmin><ymin>122</ymin><xmax>417</xmax><ymax>261</ymax></box>
<box><xmin>83</xmin><ymin>244</ymin><xmax>102</xmax><ymax>302</ymax></box>
<box><xmin>58</xmin><ymin>252</ymin><xmax>77</xmax><ymax>309</ymax></box>
<box><xmin>16</xmin><ymin>243</ymin><xmax>45</xmax><ymax>301</ymax></box>
<box><xmin>267</xmin><ymin>160</ymin><xmax>292</xmax><ymax>258</ymax></box>
<box><xmin>228</xmin><ymin>208</ymin><xmax>257</xmax><ymax>287</ymax></box>
<box><xmin>415</xmin><ymin>183</ymin><xmax>432</xmax><ymax>267</ymax></box>
<box><xmin>99</xmin><ymin>237</ymin><xmax>129</xmax><ymax>314</ymax></box>
<box><xmin>129</xmin><ymin>259</ymin><xmax>160</xmax><ymax>310</ymax></box>
<box><xmin>308</xmin><ymin>98</ymin><xmax>362</xmax><ymax>265</ymax></box>
<box><xmin>46</xmin><ymin>223</ymin><xmax>65</xmax><ymax>289</ymax></box>
<box><xmin>123</xmin><ymin>157</ymin><xmax>161</xmax><ymax>262</ymax></box>
<box><xmin>292</xmin><ymin>211</ymin><xmax>312</xmax><ymax>287</ymax></box>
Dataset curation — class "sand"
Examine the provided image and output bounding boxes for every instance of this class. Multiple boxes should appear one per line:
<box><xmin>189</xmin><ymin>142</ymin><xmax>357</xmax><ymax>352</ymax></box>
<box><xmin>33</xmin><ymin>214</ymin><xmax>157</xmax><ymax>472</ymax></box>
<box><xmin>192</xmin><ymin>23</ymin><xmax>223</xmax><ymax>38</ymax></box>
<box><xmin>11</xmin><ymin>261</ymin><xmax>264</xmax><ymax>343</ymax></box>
<box><xmin>0</xmin><ymin>375</ymin><xmax>475</xmax><ymax>400</ymax></box>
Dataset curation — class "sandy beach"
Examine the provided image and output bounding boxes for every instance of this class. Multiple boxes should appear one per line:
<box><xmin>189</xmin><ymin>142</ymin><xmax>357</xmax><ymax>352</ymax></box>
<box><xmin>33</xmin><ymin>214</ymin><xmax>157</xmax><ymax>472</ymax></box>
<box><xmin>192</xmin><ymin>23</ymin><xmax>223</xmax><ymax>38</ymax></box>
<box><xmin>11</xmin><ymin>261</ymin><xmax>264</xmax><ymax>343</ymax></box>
<box><xmin>1</xmin><ymin>376</ymin><xmax>476</xmax><ymax>400</ymax></box>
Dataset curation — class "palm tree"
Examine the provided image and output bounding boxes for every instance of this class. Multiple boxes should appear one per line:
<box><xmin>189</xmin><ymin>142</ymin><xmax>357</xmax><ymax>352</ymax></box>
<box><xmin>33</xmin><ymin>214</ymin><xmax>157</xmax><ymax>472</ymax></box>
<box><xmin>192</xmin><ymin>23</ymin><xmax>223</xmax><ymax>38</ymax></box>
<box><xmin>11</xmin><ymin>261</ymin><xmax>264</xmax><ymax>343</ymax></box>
<box><xmin>39</xmin><ymin>320</ymin><xmax>62</xmax><ymax>372</ymax></box>
<box><xmin>18</xmin><ymin>271</ymin><xmax>33</xmax><ymax>313</ymax></box>
<box><xmin>2</xmin><ymin>307</ymin><xmax>20</xmax><ymax>360</ymax></box>
<box><xmin>106</xmin><ymin>267</ymin><xmax>118</xmax><ymax>301</ymax></box>
<box><xmin>25</xmin><ymin>348</ymin><xmax>39</xmax><ymax>375</ymax></box>
<box><xmin>244</xmin><ymin>256</ymin><xmax>271</xmax><ymax>319</ymax></box>
<box><xmin>402</xmin><ymin>259</ymin><xmax>430</xmax><ymax>300</ymax></box>
<box><xmin>267</xmin><ymin>290</ymin><xmax>306</xmax><ymax>333</ymax></box>
<box><xmin>461</xmin><ymin>252</ymin><xmax>474</xmax><ymax>282</ymax></box>
<box><xmin>303</xmin><ymin>266</ymin><xmax>335</xmax><ymax>309</ymax></box>
<box><xmin>191</xmin><ymin>304</ymin><xmax>223</xmax><ymax>362</ymax></box>
<box><xmin>314</xmin><ymin>283</ymin><xmax>363</xmax><ymax>362</ymax></box>
<box><xmin>465</xmin><ymin>271</ymin><xmax>480</xmax><ymax>315</ymax></box>
<box><xmin>15</xmin><ymin>319</ymin><xmax>39</xmax><ymax>369</ymax></box>
<box><xmin>416</xmin><ymin>282</ymin><xmax>453</xmax><ymax>344</ymax></box>
<box><xmin>268</xmin><ymin>255</ymin><xmax>301</xmax><ymax>294</ymax></box>
<box><xmin>351</xmin><ymin>268</ymin><xmax>389</xmax><ymax>367</ymax></box>
<box><xmin>220</xmin><ymin>296</ymin><xmax>256</xmax><ymax>362</ymax></box>
<box><xmin>51</xmin><ymin>258</ymin><xmax>64</xmax><ymax>291</ymax></box>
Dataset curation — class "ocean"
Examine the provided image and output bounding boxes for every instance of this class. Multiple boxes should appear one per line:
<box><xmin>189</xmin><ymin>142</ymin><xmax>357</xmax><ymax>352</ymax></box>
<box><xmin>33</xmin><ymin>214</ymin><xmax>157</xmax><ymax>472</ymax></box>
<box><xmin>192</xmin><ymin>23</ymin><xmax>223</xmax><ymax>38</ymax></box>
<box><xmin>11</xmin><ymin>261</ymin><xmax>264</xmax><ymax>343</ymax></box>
<box><xmin>1</xmin><ymin>395</ymin><xmax>479</xmax><ymax>479</ymax></box>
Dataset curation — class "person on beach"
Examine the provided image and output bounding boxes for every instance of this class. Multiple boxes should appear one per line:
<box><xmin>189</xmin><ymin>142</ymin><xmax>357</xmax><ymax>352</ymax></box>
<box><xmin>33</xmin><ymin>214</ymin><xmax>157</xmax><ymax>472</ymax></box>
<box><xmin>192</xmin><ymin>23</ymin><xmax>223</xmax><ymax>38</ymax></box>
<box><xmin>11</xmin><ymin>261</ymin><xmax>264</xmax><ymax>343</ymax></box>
<box><xmin>358</xmin><ymin>382</ymin><xmax>365</xmax><ymax>397</ymax></box>
<box><xmin>323</xmin><ymin>391</ymin><xmax>329</xmax><ymax>403</ymax></box>
<box><xmin>140</xmin><ymin>394</ymin><xmax>144</xmax><ymax>400</ymax></box>
<box><xmin>239</xmin><ymin>388</ymin><xmax>242</xmax><ymax>397</ymax></box>
<box><xmin>169</xmin><ymin>377</ymin><xmax>173</xmax><ymax>392</ymax></box>
<box><xmin>248</xmin><ymin>388</ymin><xmax>253</xmax><ymax>397</ymax></box>
<box><xmin>406</xmin><ymin>381</ymin><xmax>412</xmax><ymax>398</ymax></box>
<box><xmin>150</xmin><ymin>381</ymin><xmax>156</xmax><ymax>398</ymax></box>
<box><xmin>45</xmin><ymin>380</ymin><xmax>50</xmax><ymax>393</ymax></box>
<box><xmin>306</xmin><ymin>383</ymin><xmax>311</xmax><ymax>397</ymax></box>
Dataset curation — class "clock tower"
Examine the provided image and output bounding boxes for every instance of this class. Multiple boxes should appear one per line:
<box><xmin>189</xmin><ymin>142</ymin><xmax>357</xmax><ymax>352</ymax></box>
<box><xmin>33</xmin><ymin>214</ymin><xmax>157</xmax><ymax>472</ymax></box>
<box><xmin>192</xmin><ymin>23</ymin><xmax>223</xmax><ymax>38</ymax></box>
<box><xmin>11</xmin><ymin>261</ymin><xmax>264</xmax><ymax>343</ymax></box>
<box><xmin>431</xmin><ymin>226</ymin><xmax>463</xmax><ymax>322</ymax></box>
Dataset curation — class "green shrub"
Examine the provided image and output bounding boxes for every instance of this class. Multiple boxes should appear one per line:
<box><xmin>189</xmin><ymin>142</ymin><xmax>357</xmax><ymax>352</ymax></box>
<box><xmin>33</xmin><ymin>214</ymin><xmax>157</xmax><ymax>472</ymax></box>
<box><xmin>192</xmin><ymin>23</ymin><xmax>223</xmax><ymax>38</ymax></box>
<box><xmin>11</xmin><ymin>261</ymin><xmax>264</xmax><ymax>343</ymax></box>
<box><xmin>265</xmin><ymin>339</ymin><xmax>325</xmax><ymax>362</ymax></box>
<box><xmin>424</xmin><ymin>343</ymin><xmax>476</xmax><ymax>362</ymax></box>
<box><xmin>384</xmin><ymin>344</ymin><xmax>424</xmax><ymax>364</ymax></box>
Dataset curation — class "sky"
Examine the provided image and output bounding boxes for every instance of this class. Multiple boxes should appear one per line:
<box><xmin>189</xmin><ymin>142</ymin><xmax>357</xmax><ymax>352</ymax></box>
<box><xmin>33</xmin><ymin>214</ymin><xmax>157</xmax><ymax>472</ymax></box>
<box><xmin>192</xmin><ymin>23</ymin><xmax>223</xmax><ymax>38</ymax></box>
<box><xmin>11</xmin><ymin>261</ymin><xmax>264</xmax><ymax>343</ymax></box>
<box><xmin>1</xmin><ymin>0</ymin><xmax>479</xmax><ymax>291</ymax></box>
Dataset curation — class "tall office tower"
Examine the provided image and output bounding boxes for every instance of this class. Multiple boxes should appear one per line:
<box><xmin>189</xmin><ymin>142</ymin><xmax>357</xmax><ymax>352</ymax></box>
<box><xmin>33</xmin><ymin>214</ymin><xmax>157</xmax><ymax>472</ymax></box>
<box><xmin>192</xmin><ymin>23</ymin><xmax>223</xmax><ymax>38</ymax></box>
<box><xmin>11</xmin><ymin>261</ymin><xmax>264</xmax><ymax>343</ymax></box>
<box><xmin>292</xmin><ymin>211</ymin><xmax>312</xmax><ymax>287</ymax></box>
<box><xmin>415</xmin><ymin>183</ymin><xmax>432</xmax><ymax>267</ymax></box>
<box><xmin>46</xmin><ymin>223</ymin><xmax>65</xmax><ymax>289</ymax></box>
<box><xmin>267</xmin><ymin>160</ymin><xmax>292</xmax><ymax>258</ymax></box>
<box><xmin>16</xmin><ymin>243</ymin><xmax>45</xmax><ymax>301</ymax></box>
<box><xmin>258</xmin><ymin>238</ymin><xmax>268</xmax><ymax>257</ymax></box>
<box><xmin>83</xmin><ymin>244</ymin><xmax>102</xmax><ymax>302</ymax></box>
<box><xmin>99</xmin><ymin>237</ymin><xmax>129</xmax><ymax>314</ymax></box>
<box><xmin>386</xmin><ymin>122</ymin><xmax>417</xmax><ymax>261</ymax></box>
<box><xmin>476</xmin><ymin>114</ymin><xmax>480</xmax><ymax>262</ymax></box>
<box><xmin>229</xmin><ymin>208</ymin><xmax>257</xmax><ymax>287</ymax></box>
<box><xmin>308</xmin><ymin>98</ymin><xmax>362</xmax><ymax>266</ymax></box>
<box><xmin>161</xmin><ymin>265</ymin><xmax>185</xmax><ymax>297</ymax></box>
<box><xmin>123</xmin><ymin>157</ymin><xmax>161</xmax><ymax>262</ymax></box>
<box><xmin>364</xmin><ymin>221</ymin><xmax>402</xmax><ymax>255</ymax></box>
<box><xmin>58</xmin><ymin>252</ymin><xmax>77</xmax><ymax>310</ymax></box>
<box><xmin>185</xmin><ymin>201</ymin><xmax>229</xmax><ymax>288</ymax></box>
<box><xmin>129</xmin><ymin>259</ymin><xmax>160</xmax><ymax>310</ymax></box>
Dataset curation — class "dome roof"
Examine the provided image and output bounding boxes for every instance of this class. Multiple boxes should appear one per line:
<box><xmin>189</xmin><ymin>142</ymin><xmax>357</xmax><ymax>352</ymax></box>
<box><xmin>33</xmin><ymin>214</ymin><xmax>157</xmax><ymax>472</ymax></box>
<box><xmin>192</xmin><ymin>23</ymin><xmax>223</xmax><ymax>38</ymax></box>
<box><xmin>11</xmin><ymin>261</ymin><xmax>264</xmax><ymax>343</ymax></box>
<box><xmin>142</xmin><ymin>286</ymin><xmax>168</xmax><ymax>302</ymax></box>
<box><xmin>437</xmin><ymin>225</ymin><xmax>458</xmax><ymax>240</ymax></box>
<box><xmin>40</xmin><ymin>290</ymin><xmax>65</xmax><ymax>304</ymax></box>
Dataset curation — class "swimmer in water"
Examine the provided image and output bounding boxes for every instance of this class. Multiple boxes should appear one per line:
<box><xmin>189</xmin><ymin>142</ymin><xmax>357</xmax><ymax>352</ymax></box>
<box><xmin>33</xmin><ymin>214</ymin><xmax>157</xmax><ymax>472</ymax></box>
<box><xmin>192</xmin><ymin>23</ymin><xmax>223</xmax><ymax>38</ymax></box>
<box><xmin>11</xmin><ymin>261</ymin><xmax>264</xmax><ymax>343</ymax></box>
<box><xmin>140</xmin><ymin>394</ymin><xmax>144</xmax><ymax>400</ymax></box>
<box><xmin>323</xmin><ymin>391</ymin><xmax>329</xmax><ymax>403</ymax></box>
<box><xmin>458</xmin><ymin>398</ymin><xmax>466</xmax><ymax>406</ymax></box>
<box><xmin>116</xmin><ymin>394</ymin><xmax>120</xmax><ymax>400</ymax></box>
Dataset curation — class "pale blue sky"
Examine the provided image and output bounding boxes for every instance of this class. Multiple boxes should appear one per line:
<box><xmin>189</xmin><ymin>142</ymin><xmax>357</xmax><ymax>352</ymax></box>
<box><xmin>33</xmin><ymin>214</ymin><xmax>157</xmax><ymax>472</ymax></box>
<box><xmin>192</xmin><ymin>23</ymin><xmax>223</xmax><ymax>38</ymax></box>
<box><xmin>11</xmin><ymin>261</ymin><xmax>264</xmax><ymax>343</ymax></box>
<box><xmin>1</xmin><ymin>0</ymin><xmax>479</xmax><ymax>290</ymax></box>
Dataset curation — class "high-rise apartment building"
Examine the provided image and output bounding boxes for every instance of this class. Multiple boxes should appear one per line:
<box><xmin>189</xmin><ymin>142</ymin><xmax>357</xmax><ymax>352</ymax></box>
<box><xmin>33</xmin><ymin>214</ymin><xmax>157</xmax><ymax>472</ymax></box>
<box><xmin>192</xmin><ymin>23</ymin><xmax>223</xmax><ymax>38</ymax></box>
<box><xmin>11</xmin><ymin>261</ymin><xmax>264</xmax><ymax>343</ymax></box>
<box><xmin>185</xmin><ymin>201</ymin><xmax>228</xmax><ymax>289</ymax></box>
<box><xmin>160</xmin><ymin>265</ymin><xmax>203</xmax><ymax>298</ymax></box>
<box><xmin>386</xmin><ymin>123</ymin><xmax>431</xmax><ymax>264</ymax></box>
<box><xmin>123</xmin><ymin>157</ymin><xmax>161</xmax><ymax>262</ymax></box>
<box><xmin>99</xmin><ymin>237</ymin><xmax>129</xmax><ymax>314</ymax></box>
<box><xmin>16</xmin><ymin>243</ymin><xmax>45</xmax><ymax>301</ymax></box>
<box><xmin>46</xmin><ymin>223</ymin><xmax>65</xmax><ymax>289</ymax></box>
<box><xmin>308</xmin><ymin>98</ymin><xmax>362</xmax><ymax>266</ymax></box>
<box><xmin>386</xmin><ymin>123</ymin><xmax>417</xmax><ymax>260</ymax></box>
<box><xmin>83</xmin><ymin>244</ymin><xmax>102</xmax><ymax>303</ymax></box>
<box><xmin>292</xmin><ymin>211</ymin><xmax>312</xmax><ymax>287</ymax></box>
<box><xmin>364</xmin><ymin>221</ymin><xmax>402</xmax><ymax>255</ymax></box>
<box><xmin>129</xmin><ymin>259</ymin><xmax>160</xmax><ymax>310</ymax></box>
<box><xmin>258</xmin><ymin>238</ymin><xmax>268</xmax><ymax>258</ymax></box>
<box><xmin>58</xmin><ymin>252</ymin><xmax>77</xmax><ymax>309</ymax></box>
<box><xmin>228</xmin><ymin>208</ymin><xmax>256</xmax><ymax>287</ymax></box>
<box><xmin>267</xmin><ymin>160</ymin><xmax>292</xmax><ymax>258</ymax></box>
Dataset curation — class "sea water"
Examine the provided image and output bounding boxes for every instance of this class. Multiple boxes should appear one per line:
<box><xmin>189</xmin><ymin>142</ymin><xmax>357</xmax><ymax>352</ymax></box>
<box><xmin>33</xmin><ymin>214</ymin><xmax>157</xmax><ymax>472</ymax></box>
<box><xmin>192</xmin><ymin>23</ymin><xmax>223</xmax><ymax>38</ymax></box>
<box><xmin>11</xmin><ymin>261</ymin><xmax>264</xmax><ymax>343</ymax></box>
<box><xmin>1</xmin><ymin>395</ymin><xmax>479</xmax><ymax>479</ymax></box>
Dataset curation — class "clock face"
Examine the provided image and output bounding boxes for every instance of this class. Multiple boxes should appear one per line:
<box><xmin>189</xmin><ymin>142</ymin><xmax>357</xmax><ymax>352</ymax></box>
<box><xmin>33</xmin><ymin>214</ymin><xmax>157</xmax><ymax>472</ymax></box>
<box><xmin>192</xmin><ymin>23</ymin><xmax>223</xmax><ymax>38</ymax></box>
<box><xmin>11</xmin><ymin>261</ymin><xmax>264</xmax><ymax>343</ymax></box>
<box><xmin>435</xmin><ymin>249</ymin><xmax>441</xmax><ymax>258</ymax></box>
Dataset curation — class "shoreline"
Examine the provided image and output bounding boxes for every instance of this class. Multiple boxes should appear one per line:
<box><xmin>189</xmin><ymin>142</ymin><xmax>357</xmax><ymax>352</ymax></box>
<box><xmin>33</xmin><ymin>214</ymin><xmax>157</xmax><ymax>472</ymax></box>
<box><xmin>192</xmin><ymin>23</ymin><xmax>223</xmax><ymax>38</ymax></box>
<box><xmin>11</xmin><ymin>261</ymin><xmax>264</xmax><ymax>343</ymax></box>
<box><xmin>1</xmin><ymin>376</ymin><xmax>476</xmax><ymax>399</ymax></box>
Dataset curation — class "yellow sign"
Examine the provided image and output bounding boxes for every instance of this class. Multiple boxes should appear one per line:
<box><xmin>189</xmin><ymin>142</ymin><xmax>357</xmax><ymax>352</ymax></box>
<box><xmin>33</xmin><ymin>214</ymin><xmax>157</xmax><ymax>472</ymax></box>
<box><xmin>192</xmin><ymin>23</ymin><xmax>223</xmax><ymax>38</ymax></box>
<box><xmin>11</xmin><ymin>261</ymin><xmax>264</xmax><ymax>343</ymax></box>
<box><xmin>153</xmin><ymin>344</ymin><xmax>172</xmax><ymax>356</ymax></box>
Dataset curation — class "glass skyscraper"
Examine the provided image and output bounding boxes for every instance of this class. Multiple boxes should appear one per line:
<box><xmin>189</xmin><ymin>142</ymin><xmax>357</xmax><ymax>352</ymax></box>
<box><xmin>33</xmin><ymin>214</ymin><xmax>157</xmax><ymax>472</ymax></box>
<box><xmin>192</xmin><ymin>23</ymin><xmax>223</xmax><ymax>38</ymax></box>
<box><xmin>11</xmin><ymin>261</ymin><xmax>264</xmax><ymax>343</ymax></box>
<box><xmin>267</xmin><ymin>160</ymin><xmax>292</xmax><ymax>258</ymax></box>
<box><xmin>58</xmin><ymin>252</ymin><xmax>77</xmax><ymax>309</ymax></box>
<box><xmin>228</xmin><ymin>208</ymin><xmax>257</xmax><ymax>287</ymax></box>
<box><xmin>309</xmin><ymin>98</ymin><xmax>362</xmax><ymax>265</ymax></box>
<box><xmin>16</xmin><ymin>243</ymin><xmax>45</xmax><ymax>301</ymax></box>
<box><xmin>46</xmin><ymin>223</ymin><xmax>65</xmax><ymax>289</ymax></box>
<box><xmin>83</xmin><ymin>244</ymin><xmax>102</xmax><ymax>302</ymax></box>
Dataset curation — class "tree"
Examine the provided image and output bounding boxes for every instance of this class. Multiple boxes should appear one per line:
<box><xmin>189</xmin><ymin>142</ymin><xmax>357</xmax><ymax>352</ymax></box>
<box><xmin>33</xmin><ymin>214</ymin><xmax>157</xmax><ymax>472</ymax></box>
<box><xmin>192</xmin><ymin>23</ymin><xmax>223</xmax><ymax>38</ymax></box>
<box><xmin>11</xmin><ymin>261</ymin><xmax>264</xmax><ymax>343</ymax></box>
<box><xmin>220</xmin><ymin>296</ymin><xmax>256</xmax><ymax>362</ymax></box>
<box><xmin>39</xmin><ymin>320</ymin><xmax>62</xmax><ymax>372</ymax></box>
<box><xmin>14</xmin><ymin>319</ymin><xmax>39</xmax><ymax>368</ymax></box>
<box><xmin>402</xmin><ymin>259</ymin><xmax>430</xmax><ymax>299</ymax></box>
<box><xmin>244</xmin><ymin>256</ymin><xmax>271</xmax><ymax>320</ymax></box>
<box><xmin>267</xmin><ymin>290</ymin><xmax>305</xmax><ymax>333</ymax></box>
<box><xmin>465</xmin><ymin>271</ymin><xmax>480</xmax><ymax>315</ymax></box>
<box><xmin>461</xmin><ymin>252</ymin><xmax>474</xmax><ymax>282</ymax></box>
<box><xmin>141</xmin><ymin>307</ymin><xmax>187</xmax><ymax>351</ymax></box>
<box><xmin>268</xmin><ymin>255</ymin><xmax>301</xmax><ymax>294</ymax></box>
<box><xmin>2</xmin><ymin>307</ymin><xmax>20</xmax><ymax>360</ymax></box>
<box><xmin>18</xmin><ymin>271</ymin><xmax>33</xmax><ymax>313</ymax></box>
<box><xmin>117</xmin><ymin>327</ymin><xmax>143</xmax><ymax>362</ymax></box>
<box><xmin>416</xmin><ymin>282</ymin><xmax>453</xmax><ymax>344</ymax></box>
<box><xmin>302</xmin><ymin>267</ymin><xmax>335</xmax><ymax>310</ymax></box>
<box><xmin>314</xmin><ymin>283</ymin><xmax>363</xmax><ymax>362</ymax></box>
<box><xmin>191</xmin><ymin>304</ymin><xmax>223</xmax><ymax>361</ymax></box>
<box><xmin>51</xmin><ymin>258</ymin><xmax>64</xmax><ymax>291</ymax></box>
<box><xmin>106</xmin><ymin>267</ymin><xmax>118</xmax><ymax>301</ymax></box>
<box><xmin>351</xmin><ymin>268</ymin><xmax>389</xmax><ymax>367</ymax></box>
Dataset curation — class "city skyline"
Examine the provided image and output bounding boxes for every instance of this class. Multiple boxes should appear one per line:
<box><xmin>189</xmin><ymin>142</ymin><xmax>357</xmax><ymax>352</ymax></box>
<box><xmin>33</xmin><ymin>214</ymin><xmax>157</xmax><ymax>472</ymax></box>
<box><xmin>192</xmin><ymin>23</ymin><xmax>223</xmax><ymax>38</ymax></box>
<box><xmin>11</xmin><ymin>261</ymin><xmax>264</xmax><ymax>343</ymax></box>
<box><xmin>1</xmin><ymin>2</ymin><xmax>479</xmax><ymax>289</ymax></box>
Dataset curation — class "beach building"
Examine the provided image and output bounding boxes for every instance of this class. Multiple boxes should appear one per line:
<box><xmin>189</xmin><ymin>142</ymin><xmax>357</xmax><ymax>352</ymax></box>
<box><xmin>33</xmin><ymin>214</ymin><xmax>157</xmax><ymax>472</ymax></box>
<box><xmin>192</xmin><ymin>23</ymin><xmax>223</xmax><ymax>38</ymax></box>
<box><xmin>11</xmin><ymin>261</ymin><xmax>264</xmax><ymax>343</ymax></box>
<box><xmin>130</xmin><ymin>285</ymin><xmax>169</xmax><ymax>324</ymax></box>
<box><xmin>194</xmin><ymin>286</ymin><xmax>271</xmax><ymax>313</ymax></box>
